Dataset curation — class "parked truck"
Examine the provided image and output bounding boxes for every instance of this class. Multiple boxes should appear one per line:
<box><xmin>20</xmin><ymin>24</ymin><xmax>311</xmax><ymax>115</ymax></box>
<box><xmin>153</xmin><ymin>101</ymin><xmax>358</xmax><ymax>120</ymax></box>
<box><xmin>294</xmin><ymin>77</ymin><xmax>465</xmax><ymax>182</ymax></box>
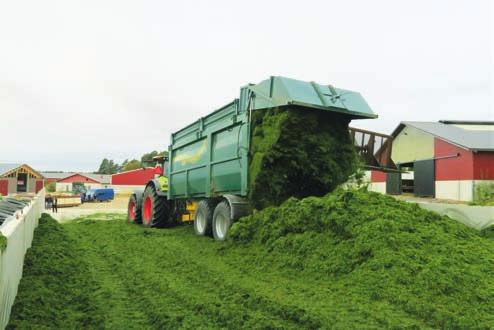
<box><xmin>128</xmin><ymin>76</ymin><xmax>394</xmax><ymax>240</ymax></box>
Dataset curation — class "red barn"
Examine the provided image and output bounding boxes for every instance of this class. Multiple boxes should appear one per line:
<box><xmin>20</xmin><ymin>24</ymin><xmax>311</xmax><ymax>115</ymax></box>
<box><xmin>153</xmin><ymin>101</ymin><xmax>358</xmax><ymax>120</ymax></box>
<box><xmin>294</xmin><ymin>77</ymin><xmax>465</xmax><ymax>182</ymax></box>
<box><xmin>111</xmin><ymin>168</ymin><xmax>156</xmax><ymax>192</ymax></box>
<box><xmin>369</xmin><ymin>120</ymin><xmax>494</xmax><ymax>202</ymax></box>
<box><xmin>51</xmin><ymin>173</ymin><xmax>111</xmax><ymax>192</ymax></box>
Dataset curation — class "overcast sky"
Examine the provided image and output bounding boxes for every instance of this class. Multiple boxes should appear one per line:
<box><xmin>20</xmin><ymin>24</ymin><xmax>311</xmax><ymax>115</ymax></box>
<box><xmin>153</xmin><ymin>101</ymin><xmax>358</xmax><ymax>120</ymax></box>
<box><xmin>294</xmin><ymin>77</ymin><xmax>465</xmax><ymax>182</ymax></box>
<box><xmin>0</xmin><ymin>0</ymin><xmax>492</xmax><ymax>172</ymax></box>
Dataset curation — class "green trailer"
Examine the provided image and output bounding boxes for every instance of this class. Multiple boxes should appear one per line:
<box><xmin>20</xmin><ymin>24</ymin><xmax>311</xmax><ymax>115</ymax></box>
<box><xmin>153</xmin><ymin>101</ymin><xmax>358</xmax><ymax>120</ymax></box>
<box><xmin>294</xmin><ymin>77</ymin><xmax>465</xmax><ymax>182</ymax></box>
<box><xmin>128</xmin><ymin>76</ymin><xmax>380</xmax><ymax>240</ymax></box>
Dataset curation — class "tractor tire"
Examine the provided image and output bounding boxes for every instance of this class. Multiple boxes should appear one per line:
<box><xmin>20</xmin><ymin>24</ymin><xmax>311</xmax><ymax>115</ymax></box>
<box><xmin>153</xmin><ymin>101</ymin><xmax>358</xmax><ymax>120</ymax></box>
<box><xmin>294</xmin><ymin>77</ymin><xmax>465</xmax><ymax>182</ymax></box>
<box><xmin>212</xmin><ymin>200</ymin><xmax>232</xmax><ymax>241</ymax></box>
<box><xmin>127</xmin><ymin>194</ymin><xmax>142</xmax><ymax>224</ymax></box>
<box><xmin>194</xmin><ymin>199</ymin><xmax>216</xmax><ymax>236</ymax></box>
<box><xmin>141</xmin><ymin>185</ymin><xmax>170</xmax><ymax>227</ymax></box>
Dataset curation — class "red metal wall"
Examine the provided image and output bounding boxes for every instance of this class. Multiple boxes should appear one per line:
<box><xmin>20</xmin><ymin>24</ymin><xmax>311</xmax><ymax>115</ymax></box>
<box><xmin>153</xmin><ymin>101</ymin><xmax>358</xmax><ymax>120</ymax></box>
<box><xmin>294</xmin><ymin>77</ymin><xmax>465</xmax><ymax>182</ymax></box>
<box><xmin>58</xmin><ymin>174</ymin><xmax>100</xmax><ymax>184</ymax></box>
<box><xmin>35</xmin><ymin>180</ymin><xmax>44</xmax><ymax>193</ymax></box>
<box><xmin>112</xmin><ymin>168</ymin><xmax>155</xmax><ymax>185</ymax></box>
<box><xmin>371</xmin><ymin>170</ymin><xmax>387</xmax><ymax>182</ymax></box>
<box><xmin>0</xmin><ymin>179</ymin><xmax>8</xmax><ymax>196</ymax></box>
<box><xmin>473</xmin><ymin>151</ymin><xmax>494</xmax><ymax>180</ymax></box>
<box><xmin>434</xmin><ymin>138</ymin><xmax>474</xmax><ymax>181</ymax></box>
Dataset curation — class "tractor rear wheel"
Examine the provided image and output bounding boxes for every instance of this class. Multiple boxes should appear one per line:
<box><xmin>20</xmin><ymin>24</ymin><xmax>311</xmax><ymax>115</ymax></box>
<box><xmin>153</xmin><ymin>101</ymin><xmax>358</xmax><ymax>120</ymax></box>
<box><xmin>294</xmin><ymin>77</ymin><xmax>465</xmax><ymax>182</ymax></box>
<box><xmin>194</xmin><ymin>199</ymin><xmax>216</xmax><ymax>236</ymax></box>
<box><xmin>212</xmin><ymin>201</ymin><xmax>232</xmax><ymax>241</ymax></box>
<box><xmin>127</xmin><ymin>194</ymin><xmax>142</xmax><ymax>224</ymax></box>
<box><xmin>142</xmin><ymin>185</ymin><xmax>169</xmax><ymax>227</ymax></box>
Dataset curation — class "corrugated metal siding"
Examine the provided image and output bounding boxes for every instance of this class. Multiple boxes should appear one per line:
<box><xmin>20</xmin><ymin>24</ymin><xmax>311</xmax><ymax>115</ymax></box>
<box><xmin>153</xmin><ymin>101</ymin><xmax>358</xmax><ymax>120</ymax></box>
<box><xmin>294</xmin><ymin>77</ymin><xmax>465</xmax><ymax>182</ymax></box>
<box><xmin>112</xmin><ymin>168</ymin><xmax>155</xmax><ymax>185</ymax></box>
<box><xmin>473</xmin><ymin>152</ymin><xmax>494</xmax><ymax>180</ymax></box>
<box><xmin>392</xmin><ymin>125</ymin><xmax>434</xmax><ymax>164</ymax></box>
<box><xmin>35</xmin><ymin>180</ymin><xmax>44</xmax><ymax>193</ymax></box>
<box><xmin>435</xmin><ymin>138</ymin><xmax>473</xmax><ymax>180</ymax></box>
<box><xmin>0</xmin><ymin>180</ymin><xmax>8</xmax><ymax>195</ymax></box>
<box><xmin>371</xmin><ymin>170</ymin><xmax>386</xmax><ymax>182</ymax></box>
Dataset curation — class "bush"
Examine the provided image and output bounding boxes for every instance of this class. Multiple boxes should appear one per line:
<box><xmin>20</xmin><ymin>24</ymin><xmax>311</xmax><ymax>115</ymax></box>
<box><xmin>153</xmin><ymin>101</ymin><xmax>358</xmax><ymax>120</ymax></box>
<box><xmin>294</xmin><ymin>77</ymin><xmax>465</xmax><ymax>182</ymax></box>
<box><xmin>45</xmin><ymin>182</ymin><xmax>56</xmax><ymax>193</ymax></box>
<box><xmin>473</xmin><ymin>182</ymin><xmax>494</xmax><ymax>205</ymax></box>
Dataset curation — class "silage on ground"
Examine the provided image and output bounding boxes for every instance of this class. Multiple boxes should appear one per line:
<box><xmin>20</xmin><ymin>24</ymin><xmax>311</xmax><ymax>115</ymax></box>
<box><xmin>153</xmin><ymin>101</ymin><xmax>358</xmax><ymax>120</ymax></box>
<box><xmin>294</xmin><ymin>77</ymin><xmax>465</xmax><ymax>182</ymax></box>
<box><xmin>248</xmin><ymin>107</ymin><xmax>358</xmax><ymax>209</ymax></box>
<box><xmin>8</xmin><ymin>190</ymin><xmax>494</xmax><ymax>329</ymax></box>
<box><xmin>7</xmin><ymin>214</ymin><xmax>103</xmax><ymax>329</ymax></box>
<box><xmin>229</xmin><ymin>189</ymin><xmax>494</xmax><ymax>329</ymax></box>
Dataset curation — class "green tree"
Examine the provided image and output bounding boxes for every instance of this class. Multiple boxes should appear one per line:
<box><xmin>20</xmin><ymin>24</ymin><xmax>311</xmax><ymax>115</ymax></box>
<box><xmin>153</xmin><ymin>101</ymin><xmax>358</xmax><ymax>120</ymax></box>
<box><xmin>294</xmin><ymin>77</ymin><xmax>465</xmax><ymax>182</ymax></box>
<box><xmin>122</xmin><ymin>159</ymin><xmax>142</xmax><ymax>172</ymax></box>
<box><xmin>141</xmin><ymin>150</ymin><xmax>168</xmax><ymax>167</ymax></box>
<box><xmin>96</xmin><ymin>158</ymin><xmax>120</xmax><ymax>174</ymax></box>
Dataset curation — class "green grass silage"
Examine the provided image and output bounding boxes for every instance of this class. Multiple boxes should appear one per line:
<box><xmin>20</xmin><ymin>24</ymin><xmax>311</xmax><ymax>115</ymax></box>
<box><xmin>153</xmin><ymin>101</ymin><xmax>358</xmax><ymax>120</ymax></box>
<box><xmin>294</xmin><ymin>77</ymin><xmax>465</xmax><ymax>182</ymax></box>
<box><xmin>8</xmin><ymin>192</ymin><xmax>494</xmax><ymax>328</ymax></box>
<box><xmin>7</xmin><ymin>214</ymin><xmax>103</xmax><ymax>329</ymax></box>
<box><xmin>230</xmin><ymin>189</ymin><xmax>494</xmax><ymax>328</ymax></box>
<box><xmin>248</xmin><ymin>108</ymin><xmax>358</xmax><ymax>209</ymax></box>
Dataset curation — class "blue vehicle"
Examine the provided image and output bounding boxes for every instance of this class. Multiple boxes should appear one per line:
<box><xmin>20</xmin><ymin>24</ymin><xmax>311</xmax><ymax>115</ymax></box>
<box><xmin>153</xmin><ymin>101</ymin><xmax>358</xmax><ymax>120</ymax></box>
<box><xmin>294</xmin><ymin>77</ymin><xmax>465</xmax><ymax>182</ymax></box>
<box><xmin>85</xmin><ymin>188</ymin><xmax>114</xmax><ymax>202</ymax></box>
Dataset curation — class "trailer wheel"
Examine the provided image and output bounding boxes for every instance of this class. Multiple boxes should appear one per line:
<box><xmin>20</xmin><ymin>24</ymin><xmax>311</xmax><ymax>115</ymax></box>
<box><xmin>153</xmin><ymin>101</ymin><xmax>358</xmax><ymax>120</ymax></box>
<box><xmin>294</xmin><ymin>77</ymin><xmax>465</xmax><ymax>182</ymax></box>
<box><xmin>194</xmin><ymin>199</ymin><xmax>216</xmax><ymax>236</ymax></box>
<box><xmin>127</xmin><ymin>194</ymin><xmax>142</xmax><ymax>224</ymax></box>
<box><xmin>212</xmin><ymin>201</ymin><xmax>232</xmax><ymax>241</ymax></box>
<box><xmin>142</xmin><ymin>185</ymin><xmax>169</xmax><ymax>227</ymax></box>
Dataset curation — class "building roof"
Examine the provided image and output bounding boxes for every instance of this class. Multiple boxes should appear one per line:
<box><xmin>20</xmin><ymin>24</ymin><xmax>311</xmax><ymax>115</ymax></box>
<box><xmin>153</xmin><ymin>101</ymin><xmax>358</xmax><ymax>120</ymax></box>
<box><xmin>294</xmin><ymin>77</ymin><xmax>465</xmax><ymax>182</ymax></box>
<box><xmin>0</xmin><ymin>163</ymin><xmax>44</xmax><ymax>178</ymax></box>
<box><xmin>86</xmin><ymin>173</ymin><xmax>112</xmax><ymax>184</ymax></box>
<box><xmin>40</xmin><ymin>172</ymin><xmax>111</xmax><ymax>184</ymax></box>
<box><xmin>41</xmin><ymin>172</ymin><xmax>73</xmax><ymax>180</ymax></box>
<box><xmin>439</xmin><ymin>120</ymin><xmax>494</xmax><ymax>125</ymax></box>
<box><xmin>0</xmin><ymin>163</ymin><xmax>22</xmax><ymax>176</ymax></box>
<box><xmin>392</xmin><ymin>121</ymin><xmax>494</xmax><ymax>151</ymax></box>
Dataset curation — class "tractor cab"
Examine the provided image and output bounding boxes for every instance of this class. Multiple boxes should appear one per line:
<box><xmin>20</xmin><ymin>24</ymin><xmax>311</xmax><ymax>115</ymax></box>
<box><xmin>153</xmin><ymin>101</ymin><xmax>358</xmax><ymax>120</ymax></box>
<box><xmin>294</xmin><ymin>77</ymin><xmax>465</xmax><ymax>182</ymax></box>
<box><xmin>152</xmin><ymin>155</ymin><xmax>169</xmax><ymax>191</ymax></box>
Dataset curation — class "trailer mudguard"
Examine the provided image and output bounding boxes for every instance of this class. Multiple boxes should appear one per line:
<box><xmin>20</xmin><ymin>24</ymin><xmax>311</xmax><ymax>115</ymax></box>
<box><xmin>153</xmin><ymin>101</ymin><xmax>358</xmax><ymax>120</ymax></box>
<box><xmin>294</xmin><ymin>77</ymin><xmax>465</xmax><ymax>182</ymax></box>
<box><xmin>222</xmin><ymin>194</ymin><xmax>251</xmax><ymax>221</ymax></box>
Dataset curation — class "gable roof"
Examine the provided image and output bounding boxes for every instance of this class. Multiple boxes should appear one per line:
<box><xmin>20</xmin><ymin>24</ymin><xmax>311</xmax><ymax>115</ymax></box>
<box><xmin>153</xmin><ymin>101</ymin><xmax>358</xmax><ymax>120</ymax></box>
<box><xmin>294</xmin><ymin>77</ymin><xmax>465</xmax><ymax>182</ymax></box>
<box><xmin>41</xmin><ymin>172</ymin><xmax>111</xmax><ymax>184</ymax></box>
<box><xmin>0</xmin><ymin>164</ymin><xmax>22</xmax><ymax>176</ymax></box>
<box><xmin>0</xmin><ymin>163</ymin><xmax>44</xmax><ymax>178</ymax></box>
<box><xmin>392</xmin><ymin>121</ymin><xmax>494</xmax><ymax>151</ymax></box>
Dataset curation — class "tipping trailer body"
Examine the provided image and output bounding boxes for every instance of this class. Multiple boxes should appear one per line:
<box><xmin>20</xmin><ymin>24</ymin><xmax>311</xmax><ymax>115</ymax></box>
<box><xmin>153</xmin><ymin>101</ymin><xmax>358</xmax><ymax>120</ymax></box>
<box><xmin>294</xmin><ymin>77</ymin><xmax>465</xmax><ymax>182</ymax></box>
<box><xmin>167</xmin><ymin>76</ymin><xmax>376</xmax><ymax>201</ymax></box>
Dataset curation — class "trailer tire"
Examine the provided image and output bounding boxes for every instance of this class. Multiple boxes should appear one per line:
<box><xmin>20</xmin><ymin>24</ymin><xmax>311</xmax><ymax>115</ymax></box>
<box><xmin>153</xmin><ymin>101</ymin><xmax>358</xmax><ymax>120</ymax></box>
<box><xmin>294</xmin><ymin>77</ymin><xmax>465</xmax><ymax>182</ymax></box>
<box><xmin>142</xmin><ymin>185</ymin><xmax>169</xmax><ymax>227</ymax></box>
<box><xmin>127</xmin><ymin>194</ymin><xmax>142</xmax><ymax>224</ymax></box>
<box><xmin>194</xmin><ymin>199</ymin><xmax>216</xmax><ymax>236</ymax></box>
<box><xmin>212</xmin><ymin>200</ymin><xmax>232</xmax><ymax>241</ymax></box>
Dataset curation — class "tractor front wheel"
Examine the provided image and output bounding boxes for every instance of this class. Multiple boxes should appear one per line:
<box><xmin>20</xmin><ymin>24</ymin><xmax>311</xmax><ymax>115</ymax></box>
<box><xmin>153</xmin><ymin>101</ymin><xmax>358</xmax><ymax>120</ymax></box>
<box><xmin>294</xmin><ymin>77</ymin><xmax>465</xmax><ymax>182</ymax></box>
<box><xmin>142</xmin><ymin>185</ymin><xmax>169</xmax><ymax>227</ymax></box>
<box><xmin>127</xmin><ymin>194</ymin><xmax>142</xmax><ymax>224</ymax></box>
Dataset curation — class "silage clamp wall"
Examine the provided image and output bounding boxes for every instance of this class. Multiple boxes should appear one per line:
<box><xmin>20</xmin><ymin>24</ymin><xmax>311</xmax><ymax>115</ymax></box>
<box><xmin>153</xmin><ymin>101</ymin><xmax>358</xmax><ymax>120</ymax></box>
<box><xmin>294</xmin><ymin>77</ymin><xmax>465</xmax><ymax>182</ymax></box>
<box><xmin>0</xmin><ymin>189</ymin><xmax>45</xmax><ymax>329</ymax></box>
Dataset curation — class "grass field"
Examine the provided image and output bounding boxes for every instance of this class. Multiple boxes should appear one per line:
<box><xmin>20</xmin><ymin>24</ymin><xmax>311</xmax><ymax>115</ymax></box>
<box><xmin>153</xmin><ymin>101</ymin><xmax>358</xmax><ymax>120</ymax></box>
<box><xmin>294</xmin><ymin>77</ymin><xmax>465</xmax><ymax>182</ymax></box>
<box><xmin>8</xmin><ymin>191</ymin><xmax>494</xmax><ymax>329</ymax></box>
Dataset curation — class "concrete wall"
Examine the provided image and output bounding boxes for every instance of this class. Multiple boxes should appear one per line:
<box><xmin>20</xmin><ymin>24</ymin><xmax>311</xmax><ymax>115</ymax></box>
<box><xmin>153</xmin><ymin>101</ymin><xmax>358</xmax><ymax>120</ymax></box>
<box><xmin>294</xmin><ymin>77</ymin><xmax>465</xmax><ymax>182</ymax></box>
<box><xmin>28</xmin><ymin>178</ymin><xmax>36</xmax><ymax>193</ymax></box>
<box><xmin>435</xmin><ymin>180</ymin><xmax>474</xmax><ymax>202</ymax></box>
<box><xmin>56</xmin><ymin>182</ymin><xmax>104</xmax><ymax>192</ymax></box>
<box><xmin>0</xmin><ymin>189</ymin><xmax>45</xmax><ymax>328</ymax></box>
<box><xmin>7</xmin><ymin>178</ymin><xmax>16</xmax><ymax>194</ymax></box>
<box><xmin>111</xmin><ymin>185</ymin><xmax>145</xmax><ymax>194</ymax></box>
<box><xmin>369</xmin><ymin>182</ymin><xmax>386</xmax><ymax>194</ymax></box>
<box><xmin>392</xmin><ymin>126</ymin><xmax>434</xmax><ymax>164</ymax></box>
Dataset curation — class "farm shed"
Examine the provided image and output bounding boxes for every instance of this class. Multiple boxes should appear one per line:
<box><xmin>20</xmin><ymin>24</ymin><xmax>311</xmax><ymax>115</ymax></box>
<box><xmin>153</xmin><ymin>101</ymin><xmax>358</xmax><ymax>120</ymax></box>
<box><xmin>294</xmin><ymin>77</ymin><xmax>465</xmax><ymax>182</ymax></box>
<box><xmin>111</xmin><ymin>167</ymin><xmax>156</xmax><ymax>193</ymax></box>
<box><xmin>0</xmin><ymin>164</ymin><xmax>44</xmax><ymax>196</ymax></box>
<box><xmin>370</xmin><ymin>120</ymin><xmax>494</xmax><ymax>201</ymax></box>
<box><xmin>46</xmin><ymin>173</ymin><xmax>111</xmax><ymax>192</ymax></box>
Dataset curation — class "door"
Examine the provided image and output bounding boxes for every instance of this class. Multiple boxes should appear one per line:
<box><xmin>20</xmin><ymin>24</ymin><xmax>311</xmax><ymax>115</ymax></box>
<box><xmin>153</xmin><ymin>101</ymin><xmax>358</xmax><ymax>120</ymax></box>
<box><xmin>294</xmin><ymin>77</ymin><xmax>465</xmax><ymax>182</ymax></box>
<box><xmin>414</xmin><ymin>159</ymin><xmax>435</xmax><ymax>197</ymax></box>
<box><xmin>386</xmin><ymin>171</ymin><xmax>401</xmax><ymax>195</ymax></box>
<box><xmin>17</xmin><ymin>173</ymin><xmax>27</xmax><ymax>193</ymax></box>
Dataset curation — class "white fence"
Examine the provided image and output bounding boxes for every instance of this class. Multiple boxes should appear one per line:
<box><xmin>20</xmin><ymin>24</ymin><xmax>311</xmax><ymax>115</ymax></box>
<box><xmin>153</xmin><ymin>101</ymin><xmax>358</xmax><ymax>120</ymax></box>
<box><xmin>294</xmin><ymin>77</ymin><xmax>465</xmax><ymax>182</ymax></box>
<box><xmin>0</xmin><ymin>189</ymin><xmax>45</xmax><ymax>329</ymax></box>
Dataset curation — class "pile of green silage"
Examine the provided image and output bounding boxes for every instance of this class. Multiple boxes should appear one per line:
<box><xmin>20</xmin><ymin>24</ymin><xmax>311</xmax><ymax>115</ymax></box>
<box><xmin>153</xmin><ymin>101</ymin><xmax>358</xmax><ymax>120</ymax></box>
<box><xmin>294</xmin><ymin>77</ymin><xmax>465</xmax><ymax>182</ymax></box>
<box><xmin>229</xmin><ymin>189</ymin><xmax>494</xmax><ymax>328</ymax></box>
<box><xmin>7</xmin><ymin>214</ymin><xmax>102</xmax><ymax>329</ymax></box>
<box><xmin>248</xmin><ymin>107</ymin><xmax>358</xmax><ymax>209</ymax></box>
